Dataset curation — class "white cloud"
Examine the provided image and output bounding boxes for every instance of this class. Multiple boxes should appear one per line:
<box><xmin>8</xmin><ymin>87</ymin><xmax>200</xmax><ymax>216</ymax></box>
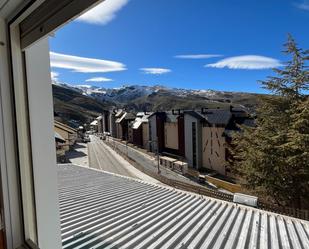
<box><xmin>296</xmin><ymin>1</ymin><xmax>309</xmax><ymax>10</ymax></box>
<box><xmin>86</xmin><ymin>77</ymin><xmax>113</xmax><ymax>82</ymax></box>
<box><xmin>205</xmin><ymin>55</ymin><xmax>282</xmax><ymax>70</ymax></box>
<box><xmin>51</xmin><ymin>71</ymin><xmax>59</xmax><ymax>82</ymax></box>
<box><xmin>77</xmin><ymin>0</ymin><xmax>129</xmax><ymax>25</ymax></box>
<box><xmin>175</xmin><ymin>54</ymin><xmax>223</xmax><ymax>59</ymax></box>
<box><xmin>140</xmin><ymin>68</ymin><xmax>172</xmax><ymax>75</ymax></box>
<box><xmin>50</xmin><ymin>52</ymin><xmax>126</xmax><ymax>73</ymax></box>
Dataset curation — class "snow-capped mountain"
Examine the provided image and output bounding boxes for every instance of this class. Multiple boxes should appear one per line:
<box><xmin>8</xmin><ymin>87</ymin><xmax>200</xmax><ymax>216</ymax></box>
<box><xmin>53</xmin><ymin>82</ymin><xmax>260</xmax><ymax>112</ymax></box>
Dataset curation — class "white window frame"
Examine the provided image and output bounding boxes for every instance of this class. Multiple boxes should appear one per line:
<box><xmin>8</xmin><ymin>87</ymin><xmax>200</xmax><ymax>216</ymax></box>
<box><xmin>0</xmin><ymin>1</ymin><xmax>105</xmax><ymax>248</ymax></box>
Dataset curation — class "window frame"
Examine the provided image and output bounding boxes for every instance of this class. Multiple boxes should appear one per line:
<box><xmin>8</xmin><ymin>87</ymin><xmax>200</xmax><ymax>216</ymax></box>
<box><xmin>0</xmin><ymin>0</ymin><xmax>105</xmax><ymax>248</ymax></box>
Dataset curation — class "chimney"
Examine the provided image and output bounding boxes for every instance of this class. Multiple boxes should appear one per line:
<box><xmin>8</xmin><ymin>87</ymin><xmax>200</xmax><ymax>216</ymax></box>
<box><xmin>201</xmin><ymin>108</ymin><xmax>208</xmax><ymax>114</ymax></box>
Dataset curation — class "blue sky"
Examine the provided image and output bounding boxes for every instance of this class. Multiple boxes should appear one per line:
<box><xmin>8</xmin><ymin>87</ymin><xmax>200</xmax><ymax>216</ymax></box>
<box><xmin>49</xmin><ymin>0</ymin><xmax>309</xmax><ymax>93</ymax></box>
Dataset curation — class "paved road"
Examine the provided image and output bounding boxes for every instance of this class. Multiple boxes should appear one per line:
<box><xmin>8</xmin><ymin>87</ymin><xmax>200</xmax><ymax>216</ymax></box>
<box><xmin>88</xmin><ymin>136</ymin><xmax>136</xmax><ymax>177</ymax></box>
<box><xmin>88</xmin><ymin>136</ymin><xmax>160</xmax><ymax>184</ymax></box>
<box><xmin>105</xmin><ymin>137</ymin><xmax>202</xmax><ymax>186</ymax></box>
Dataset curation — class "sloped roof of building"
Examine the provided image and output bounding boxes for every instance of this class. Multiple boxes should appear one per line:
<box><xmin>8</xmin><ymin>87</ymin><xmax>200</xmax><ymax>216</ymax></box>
<box><xmin>184</xmin><ymin>110</ymin><xmax>232</xmax><ymax>125</ymax></box>
<box><xmin>59</xmin><ymin>164</ymin><xmax>309</xmax><ymax>249</ymax></box>
<box><xmin>115</xmin><ymin>113</ymin><xmax>126</xmax><ymax>124</ymax></box>
<box><xmin>96</xmin><ymin>116</ymin><xmax>103</xmax><ymax>120</ymax></box>
<box><xmin>184</xmin><ymin>110</ymin><xmax>205</xmax><ymax>120</ymax></box>
<box><xmin>115</xmin><ymin>109</ymin><xmax>124</xmax><ymax>117</ymax></box>
<box><xmin>132</xmin><ymin>113</ymin><xmax>153</xmax><ymax>129</ymax></box>
<box><xmin>165</xmin><ymin>112</ymin><xmax>179</xmax><ymax>123</ymax></box>
<box><xmin>136</xmin><ymin>112</ymin><xmax>145</xmax><ymax>117</ymax></box>
<box><xmin>54</xmin><ymin>120</ymin><xmax>77</xmax><ymax>133</ymax></box>
<box><xmin>132</xmin><ymin>118</ymin><xmax>143</xmax><ymax>129</ymax></box>
<box><xmin>125</xmin><ymin>112</ymin><xmax>136</xmax><ymax>120</ymax></box>
<box><xmin>90</xmin><ymin>120</ymin><xmax>98</xmax><ymax>126</ymax></box>
<box><xmin>116</xmin><ymin>112</ymin><xmax>136</xmax><ymax>124</ymax></box>
<box><xmin>55</xmin><ymin>131</ymin><xmax>65</xmax><ymax>143</ymax></box>
<box><xmin>204</xmin><ymin>109</ymin><xmax>232</xmax><ymax>125</ymax></box>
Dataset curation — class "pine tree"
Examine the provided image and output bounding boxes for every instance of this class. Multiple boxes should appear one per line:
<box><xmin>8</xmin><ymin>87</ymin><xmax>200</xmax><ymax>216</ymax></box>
<box><xmin>230</xmin><ymin>35</ymin><xmax>309</xmax><ymax>208</ymax></box>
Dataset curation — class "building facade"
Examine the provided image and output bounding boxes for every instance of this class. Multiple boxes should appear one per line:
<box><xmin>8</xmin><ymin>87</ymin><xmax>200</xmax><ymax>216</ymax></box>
<box><xmin>130</xmin><ymin>112</ymin><xmax>152</xmax><ymax>148</ymax></box>
<box><xmin>184</xmin><ymin>107</ymin><xmax>253</xmax><ymax>175</ymax></box>
<box><xmin>148</xmin><ymin>111</ymin><xmax>185</xmax><ymax>157</ymax></box>
<box><xmin>184</xmin><ymin>111</ymin><xmax>203</xmax><ymax>170</ymax></box>
<box><xmin>54</xmin><ymin>121</ymin><xmax>77</xmax><ymax>152</ymax></box>
<box><xmin>115</xmin><ymin>112</ymin><xmax>136</xmax><ymax>140</ymax></box>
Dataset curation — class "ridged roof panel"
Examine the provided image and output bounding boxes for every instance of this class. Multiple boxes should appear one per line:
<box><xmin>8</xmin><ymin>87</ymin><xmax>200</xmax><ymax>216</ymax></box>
<box><xmin>58</xmin><ymin>164</ymin><xmax>309</xmax><ymax>249</ymax></box>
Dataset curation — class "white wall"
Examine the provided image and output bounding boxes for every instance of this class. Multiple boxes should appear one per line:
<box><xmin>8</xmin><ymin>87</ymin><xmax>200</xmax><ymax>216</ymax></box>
<box><xmin>25</xmin><ymin>38</ymin><xmax>62</xmax><ymax>249</ymax></box>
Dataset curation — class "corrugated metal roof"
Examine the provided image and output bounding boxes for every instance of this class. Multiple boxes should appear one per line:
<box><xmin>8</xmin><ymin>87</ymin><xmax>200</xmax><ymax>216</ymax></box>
<box><xmin>59</xmin><ymin>164</ymin><xmax>309</xmax><ymax>249</ymax></box>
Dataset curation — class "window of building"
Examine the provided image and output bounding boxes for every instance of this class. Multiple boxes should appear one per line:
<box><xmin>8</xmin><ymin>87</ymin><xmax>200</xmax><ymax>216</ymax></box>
<box><xmin>192</xmin><ymin>122</ymin><xmax>197</xmax><ymax>168</ymax></box>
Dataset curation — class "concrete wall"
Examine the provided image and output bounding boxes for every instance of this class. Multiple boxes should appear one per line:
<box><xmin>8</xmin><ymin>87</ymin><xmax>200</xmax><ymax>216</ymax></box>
<box><xmin>116</xmin><ymin>123</ymin><xmax>123</xmax><ymax>140</ymax></box>
<box><xmin>98</xmin><ymin>117</ymin><xmax>103</xmax><ymax>134</ymax></box>
<box><xmin>142</xmin><ymin>123</ymin><xmax>149</xmax><ymax>149</ymax></box>
<box><xmin>148</xmin><ymin>115</ymin><xmax>157</xmax><ymax>152</ymax></box>
<box><xmin>184</xmin><ymin>114</ymin><xmax>202</xmax><ymax>169</ymax></box>
<box><xmin>164</xmin><ymin>122</ymin><xmax>178</xmax><ymax>150</ymax></box>
<box><xmin>202</xmin><ymin>126</ymin><xmax>226</xmax><ymax>175</ymax></box>
<box><xmin>128</xmin><ymin>127</ymin><xmax>133</xmax><ymax>143</ymax></box>
<box><xmin>109</xmin><ymin>113</ymin><xmax>117</xmax><ymax>137</ymax></box>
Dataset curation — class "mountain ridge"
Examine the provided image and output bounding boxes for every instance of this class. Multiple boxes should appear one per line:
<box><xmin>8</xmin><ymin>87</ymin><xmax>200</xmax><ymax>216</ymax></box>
<box><xmin>52</xmin><ymin>82</ymin><xmax>261</xmax><ymax>126</ymax></box>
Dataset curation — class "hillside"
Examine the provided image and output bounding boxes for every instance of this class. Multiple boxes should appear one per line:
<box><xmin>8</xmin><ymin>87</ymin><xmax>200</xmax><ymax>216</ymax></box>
<box><xmin>52</xmin><ymin>83</ymin><xmax>261</xmax><ymax>125</ymax></box>
<box><xmin>74</xmin><ymin>84</ymin><xmax>261</xmax><ymax>112</ymax></box>
<box><xmin>52</xmin><ymin>84</ymin><xmax>113</xmax><ymax>126</ymax></box>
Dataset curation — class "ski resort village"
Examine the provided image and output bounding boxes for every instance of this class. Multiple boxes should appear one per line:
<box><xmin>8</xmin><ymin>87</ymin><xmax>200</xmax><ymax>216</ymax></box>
<box><xmin>0</xmin><ymin>0</ymin><xmax>308</xmax><ymax>248</ymax></box>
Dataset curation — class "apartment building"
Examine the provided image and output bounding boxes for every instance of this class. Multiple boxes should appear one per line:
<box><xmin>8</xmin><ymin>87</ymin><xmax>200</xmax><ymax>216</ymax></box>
<box><xmin>97</xmin><ymin>109</ymin><xmax>119</xmax><ymax>136</ymax></box>
<box><xmin>148</xmin><ymin>110</ymin><xmax>185</xmax><ymax>157</ymax></box>
<box><xmin>101</xmin><ymin>110</ymin><xmax>110</xmax><ymax>133</ymax></box>
<box><xmin>130</xmin><ymin>112</ymin><xmax>152</xmax><ymax>148</ymax></box>
<box><xmin>184</xmin><ymin>107</ymin><xmax>254</xmax><ymax>175</ymax></box>
<box><xmin>54</xmin><ymin>131</ymin><xmax>66</xmax><ymax>163</ymax></box>
<box><xmin>54</xmin><ymin>121</ymin><xmax>77</xmax><ymax>151</ymax></box>
<box><xmin>96</xmin><ymin>115</ymin><xmax>103</xmax><ymax>134</ymax></box>
<box><xmin>115</xmin><ymin>111</ymin><xmax>136</xmax><ymax>140</ymax></box>
<box><xmin>90</xmin><ymin>119</ymin><xmax>98</xmax><ymax>132</ymax></box>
